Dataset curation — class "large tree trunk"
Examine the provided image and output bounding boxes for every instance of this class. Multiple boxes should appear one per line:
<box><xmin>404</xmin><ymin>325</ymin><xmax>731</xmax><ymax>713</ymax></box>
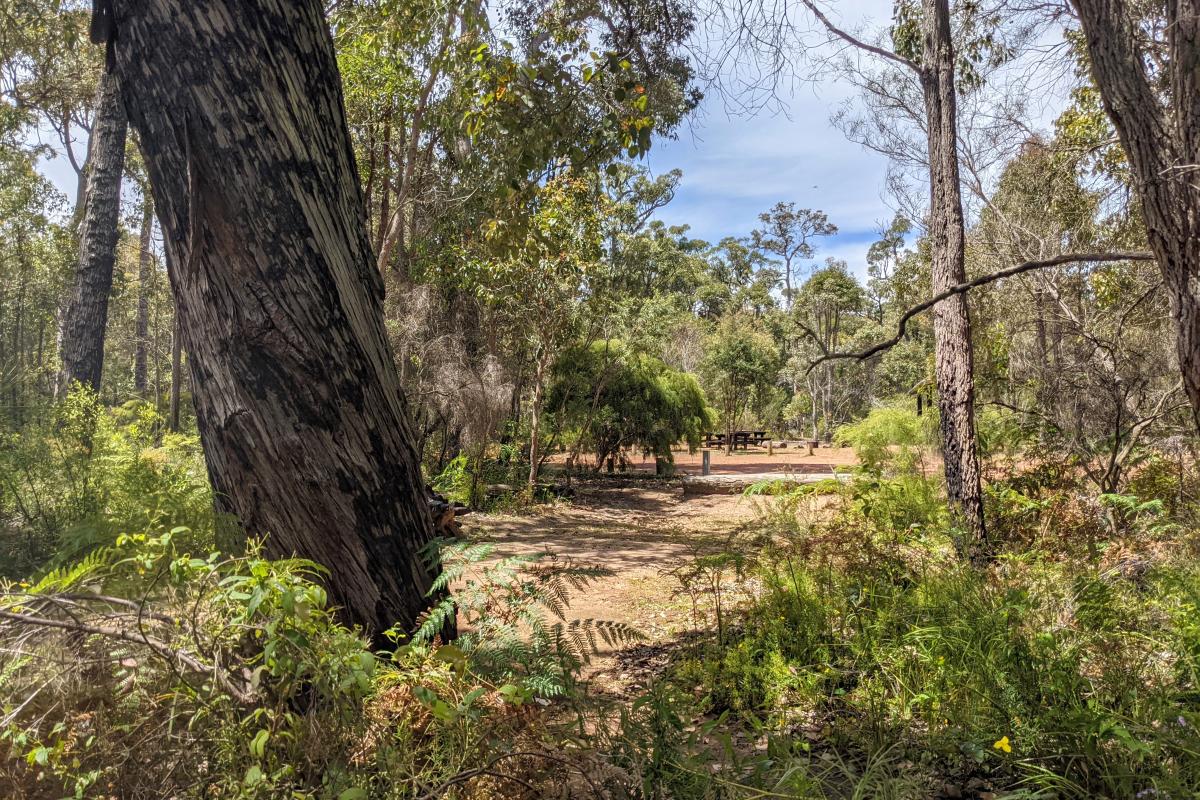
<box><xmin>921</xmin><ymin>0</ymin><xmax>988</xmax><ymax>557</ymax></box>
<box><xmin>105</xmin><ymin>0</ymin><xmax>443</xmax><ymax>639</ymax></box>
<box><xmin>133</xmin><ymin>198</ymin><xmax>153</xmax><ymax>395</ymax></box>
<box><xmin>1071</xmin><ymin>0</ymin><xmax>1200</xmax><ymax>431</ymax></box>
<box><xmin>59</xmin><ymin>70</ymin><xmax>127</xmax><ymax>393</ymax></box>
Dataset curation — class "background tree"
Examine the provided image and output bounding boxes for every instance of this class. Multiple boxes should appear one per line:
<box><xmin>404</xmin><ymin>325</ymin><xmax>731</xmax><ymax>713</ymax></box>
<box><xmin>1068</xmin><ymin>0</ymin><xmax>1200</xmax><ymax>432</ymax></box>
<box><xmin>750</xmin><ymin>202</ymin><xmax>836</xmax><ymax>311</ymax></box>
<box><xmin>57</xmin><ymin>69</ymin><xmax>125</xmax><ymax>393</ymax></box>
<box><xmin>701</xmin><ymin>314</ymin><xmax>780</xmax><ymax>454</ymax></box>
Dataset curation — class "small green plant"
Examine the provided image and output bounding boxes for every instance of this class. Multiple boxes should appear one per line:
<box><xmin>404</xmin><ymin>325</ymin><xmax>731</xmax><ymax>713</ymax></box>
<box><xmin>412</xmin><ymin>539</ymin><xmax>643</xmax><ymax>698</ymax></box>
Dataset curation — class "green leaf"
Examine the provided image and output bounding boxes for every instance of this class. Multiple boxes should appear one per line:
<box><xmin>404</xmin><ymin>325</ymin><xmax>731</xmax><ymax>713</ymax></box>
<box><xmin>244</xmin><ymin>765</ymin><xmax>264</xmax><ymax>786</ymax></box>
<box><xmin>249</xmin><ymin>728</ymin><xmax>270</xmax><ymax>759</ymax></box>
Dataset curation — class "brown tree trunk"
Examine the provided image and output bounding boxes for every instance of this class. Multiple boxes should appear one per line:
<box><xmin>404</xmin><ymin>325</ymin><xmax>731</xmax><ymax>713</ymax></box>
<box><xmin>59</xmin><ymin>69</ymin><xmax>127</xmax><ymax>393</ymax></box>
<box><xmin>1071</xmin><ymin>0</ymin><xmax>1200</xmax><ymax>431</ymax></box>
<box><xmin>106</xmin><ymin>0</ymin><xmax>443</xmax><ymax>639</ymax></box>
<box><xmin>133</xmin><ymin>198</ymin><xmax>153</xmax><ymax>395</ymax></box>
<box><xmin>921</xmin><ymin>0</ymin><xmax>987</xmax><ymax>556</ymax></box>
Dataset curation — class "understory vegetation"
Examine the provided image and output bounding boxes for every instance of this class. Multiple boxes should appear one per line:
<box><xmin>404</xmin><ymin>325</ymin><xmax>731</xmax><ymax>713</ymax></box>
<box><xmin>6</xmin><ymin>407</ymin><xmax>1200</xmax><ymax>798</ymax></box>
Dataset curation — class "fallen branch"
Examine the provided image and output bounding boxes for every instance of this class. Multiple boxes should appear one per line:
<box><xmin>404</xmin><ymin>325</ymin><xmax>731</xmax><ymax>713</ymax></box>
<box><xmin>0</xmin><ymin>602</ymin><xmax>258</xmax><ymax>706</ymax></box>
<box><xmin>804</xmin><ymin>251</ymin><xmax>1156</xmax><ymax>373</ymax></box>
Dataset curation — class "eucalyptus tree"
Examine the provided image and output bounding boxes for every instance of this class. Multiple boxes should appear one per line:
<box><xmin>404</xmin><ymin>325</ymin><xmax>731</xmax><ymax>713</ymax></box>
<box><xmin>0</xmin><ymin>140</ymin><xmax>69</xmax><ymax>427</ymax></box>
<box><xmin>794</xmin><ymin>260</ymin><xmax>868</xmax><ymax>437</ymax></box>
<box><xmin>751</xmin><ymin>203</ymin><xmax>836</xmax><ymax>311</ymax></box>
<box><xmin>57</xmin><ymin>68</ymin><xmax>125</xmax><ymax>393</ymax></box>
<box><xmin>866</xmin><ymin>213</ymin><xmax>913</xmax><ymax>322</ymax></box>
<box><xmin>332</xmin><ymin>0</ymin><xmax>699</xmax><ymax>478</ymax></box>
<box><xmin>699</xmin><ymin>236</ymin><xmax>779</xmax><ymax>319</ymax></box>
<box><xmin>786</xmin><ymin>0</ymin><xmax>988</xmax><ymax>554</ymax></box>
<box><xmin>701</xmin><ymin>314</ymin><xmax>781</xmax><ymax>454</ymax></box>
<box><xmin>1068</xmin><ymin>0</ymin><xmax>1200</xmax><ymax>432</ymax></box>
<box><xmin>101</xmin><ymin>0</ymin><xmax>446</xmax><ymax>639</ymax></box>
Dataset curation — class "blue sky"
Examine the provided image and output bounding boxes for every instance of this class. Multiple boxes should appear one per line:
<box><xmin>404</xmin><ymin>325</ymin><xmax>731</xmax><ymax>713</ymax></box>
<box><xmin>645</xmin><ymin>92</ymin><xmax>896</xmax><ymax>279</ymax></box>
<box><xmin>644</xmin><ymin>0</ymin><xmax>900</xmax><ymax>279</ymax></box>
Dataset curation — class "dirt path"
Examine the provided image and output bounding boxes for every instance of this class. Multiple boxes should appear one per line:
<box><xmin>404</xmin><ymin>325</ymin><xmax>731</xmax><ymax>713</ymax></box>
<box><xmin>461</xmin><ymin>480</ymin><xmax>766</xmax><ymax>692</ymax></box>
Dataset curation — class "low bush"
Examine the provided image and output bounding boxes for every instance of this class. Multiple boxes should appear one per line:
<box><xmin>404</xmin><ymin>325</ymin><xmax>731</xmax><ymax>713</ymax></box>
<box><xmin>668</xmin><ymin>477</ymin><xmax>1200</xmax><ymax>798</ymax></box>
<box><xmin>0</xmin><ymin>387</ymin><xmax>220</xmax><ymax>578</ymax></box>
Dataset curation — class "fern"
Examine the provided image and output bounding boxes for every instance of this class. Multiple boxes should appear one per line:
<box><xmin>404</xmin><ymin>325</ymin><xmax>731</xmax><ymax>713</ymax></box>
<box><xmin>27</xmin><ymin>546</ymin><xmax>113</xmax><ymax>594</ymax></box>
<box><xmin>416</xmin><ymin>539</ymin><xmax>637</xmax><ymax>696</ymax></box>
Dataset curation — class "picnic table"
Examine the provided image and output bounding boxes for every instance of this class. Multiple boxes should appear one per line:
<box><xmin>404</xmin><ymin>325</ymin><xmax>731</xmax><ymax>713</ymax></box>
<box><xmin>703</xmin><ymin>430</ymin><xmax>770</xmax><ymax>450</ymax></box>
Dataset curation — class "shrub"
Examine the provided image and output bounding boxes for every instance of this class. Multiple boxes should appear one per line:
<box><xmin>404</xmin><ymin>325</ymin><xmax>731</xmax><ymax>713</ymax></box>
<box><xmin>0</xmin><ymin>387</ymin><xmax>220</xmax><ymax>577</ymax></box>
<box><xmin>834</xmin><ymin>405</ymin><xmax>931</xmax><ymax>476</ymax></box>
<box><xmin>673</xmin><ymin>487</ymin><xmax>1200</xmax><ymax>799</ymax></box>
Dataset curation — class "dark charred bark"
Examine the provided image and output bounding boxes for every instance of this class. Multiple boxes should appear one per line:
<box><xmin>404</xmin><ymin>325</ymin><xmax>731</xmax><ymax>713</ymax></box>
<box><xmin>920</xmin><ymin>0</ymin><xmax>987</xmax><ymax>556</ymax></box>
<box><xmin>108</xmin><ymin>0</ymin><xmax>444</xmax><ymax>640</ymax></box>
<box><xmin>134</xmin><ymin>198</ymin><xmax>153</xmax><ymax>395</ymax></box>
<box><xmin>1071</xmin><ymin>0</ymin><xmax>1200</xmax><ymax>431</ymax></box>
<box><xmin>59</xmin><ymin>70</ymin><xmax>127</xmax><ymax>393</ymax></box>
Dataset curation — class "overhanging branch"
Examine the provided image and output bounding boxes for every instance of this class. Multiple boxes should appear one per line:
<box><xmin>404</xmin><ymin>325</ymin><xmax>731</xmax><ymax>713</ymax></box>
<box><xmin>804</xmin><ymin>251</ymin><xmax>1156</xmax><ymax>374</ymax></box>
<box><xmin>798</xmin><ymin>0</ymin><xmax>921</xmax><ymax>74</ymax></box>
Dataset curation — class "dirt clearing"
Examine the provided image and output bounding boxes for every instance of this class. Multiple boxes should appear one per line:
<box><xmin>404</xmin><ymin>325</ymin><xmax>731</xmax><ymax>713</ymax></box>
<box><xmin>461</xmin><ymin>480</ymin><xmax>772</xmax><ymax>692</ymax></box>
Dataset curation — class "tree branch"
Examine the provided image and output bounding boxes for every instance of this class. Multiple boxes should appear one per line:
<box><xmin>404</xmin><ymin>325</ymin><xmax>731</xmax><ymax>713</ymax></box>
<box><xmin>798</xmin><ymin>0</ymin><xmax>921</xmax><ymax>74</ymax></box>
<box><xmin>804</xmin><ymin>251</ymin><xmax>1156</xmax><ymax>373</ymax></box>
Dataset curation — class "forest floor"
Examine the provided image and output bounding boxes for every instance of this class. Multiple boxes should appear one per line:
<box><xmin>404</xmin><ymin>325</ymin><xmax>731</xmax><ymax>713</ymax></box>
<box><xmin>462</xmin><ymin>478</ymin><xmax>784</xmax><ymax>696</ymax></box>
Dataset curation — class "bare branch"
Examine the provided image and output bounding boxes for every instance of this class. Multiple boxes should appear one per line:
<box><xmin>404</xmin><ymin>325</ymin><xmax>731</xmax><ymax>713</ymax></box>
<box><xmin>804</xmin><ymin>251</ymin><xmax>1156</xmax><ymax>373</ymax></box>
<box><xmin>797</xmin><ymin>0</ymin><xmax>921</xmax><ymax>74</ymax></box>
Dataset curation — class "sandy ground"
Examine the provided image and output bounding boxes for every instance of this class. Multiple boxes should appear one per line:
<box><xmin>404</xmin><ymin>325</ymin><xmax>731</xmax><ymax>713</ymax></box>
<box><xmin>460</xmin><ymin>480</ymin><xmax>786</xmax><ymax>692</ymax></box>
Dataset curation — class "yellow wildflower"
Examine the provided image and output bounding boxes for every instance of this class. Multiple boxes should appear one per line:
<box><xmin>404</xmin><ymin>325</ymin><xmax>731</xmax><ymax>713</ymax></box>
<box><xmin>993</xmin><ymin>736</ymin><xmax>1012</xmax><ymax>753</ymax></box>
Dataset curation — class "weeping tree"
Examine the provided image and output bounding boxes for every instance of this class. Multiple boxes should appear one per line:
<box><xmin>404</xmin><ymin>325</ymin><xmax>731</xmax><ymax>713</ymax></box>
<box><xmin>547</xmin><ymin>339</ymin><xmax>714</xmax><ymax>470</ymax></box>
<box><xmin>99</xmin><ymin>0</ymin><xmax>442</xmax><ymax>639</ymax></box>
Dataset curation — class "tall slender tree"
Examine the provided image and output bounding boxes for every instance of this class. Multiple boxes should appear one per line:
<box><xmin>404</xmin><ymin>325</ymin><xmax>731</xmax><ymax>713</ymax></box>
<box><xmin>919</xmin><ymin>0</ymin><xmax>986</xmax><ymax>556</ymax></box>
<box><xmin>101</xmin><ymin>0</ymin><xmax>443</xmax><ymax>638</ymax></box>
<box><xmin>750</xmin><ymin>203</ymin><xmax>836</xmax><ymax>311</ymax></box>
<box><xmin>133</xmin><ymin>196</ymin><xmax>153</xmax><ymax>396</ymax></box>
<box><xmin>58</xmin><ymin>69</ymin><xmax>126</xmax><ymax>393</ymax></box>
<box><xmin>798</xmin><ymin>0</ymin><xmax>988</xmax><ymax>553</ymax></box>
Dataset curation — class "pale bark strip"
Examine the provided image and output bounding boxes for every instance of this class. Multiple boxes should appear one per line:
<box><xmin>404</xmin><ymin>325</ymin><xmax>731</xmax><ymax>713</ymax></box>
<box><xmin>108</xmin><ymin>0</ymin><xmax>443</xmax><ymax>638</ymax></box>
<box><xmin>59</xmin><ymin>69</ymin><xmax>127</xmax><ymax>393</ymax></box>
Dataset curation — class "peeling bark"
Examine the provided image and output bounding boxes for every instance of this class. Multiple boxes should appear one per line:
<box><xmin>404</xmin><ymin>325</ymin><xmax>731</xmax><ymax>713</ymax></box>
<box><xmin>107</xmin><ymin>0</ymin><xmax>444</xmax><ymax>639</ymax></box>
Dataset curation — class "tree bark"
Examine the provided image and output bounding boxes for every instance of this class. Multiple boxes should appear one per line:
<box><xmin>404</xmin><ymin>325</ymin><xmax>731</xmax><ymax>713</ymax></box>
<box><xmin>59</xmin><ymin>69</ymin><xmax>127</xmax><ymax>393</ymax></box>
<box><xmin>134</xmin><ymin>198</ymin><xmax>153</xmax><ymax>395</ymax></box>
<box><xmin>1071</xmin><ymin>0</ymin><xmax>1200</xmax><ymax>431</ymax></box>
<box><xmin>921</xmin><ymin>0</ymin><xmax>987</xmax><ymax>556</ymax></box>
<box><xmin>106</xmin><ymin>0</ymin><xmax>443</xmax><ymax>639</ymax></box>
